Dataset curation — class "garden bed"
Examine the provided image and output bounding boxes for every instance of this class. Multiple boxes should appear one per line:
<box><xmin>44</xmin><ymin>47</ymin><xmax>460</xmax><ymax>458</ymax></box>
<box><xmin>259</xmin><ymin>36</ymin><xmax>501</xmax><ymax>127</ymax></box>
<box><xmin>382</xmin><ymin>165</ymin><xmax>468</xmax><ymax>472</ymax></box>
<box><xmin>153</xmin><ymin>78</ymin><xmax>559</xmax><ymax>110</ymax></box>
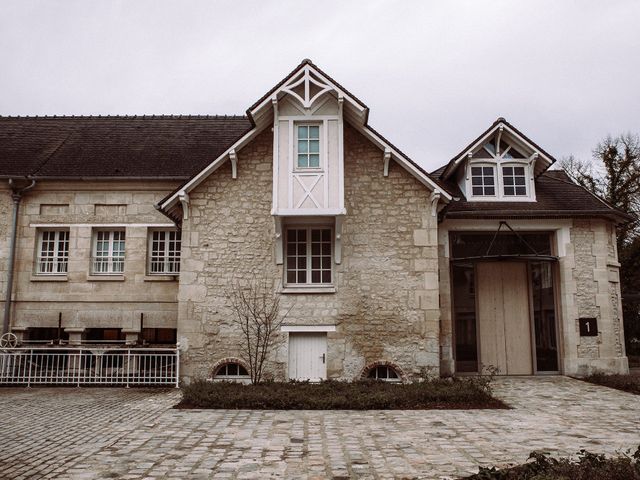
<box><xmin>582</xmin><ymin>372</ymin><xmax>640</xmax><ymax>395</ymax></box>
<box><xmin>177</xmin><ymin>377</ymin><xmax>507</xmax><ymax>410</ymax></box>
<box><xmin>460</xmin><ymin>447</ymin><xmax>640</xmax><ymax>479</ymax></box>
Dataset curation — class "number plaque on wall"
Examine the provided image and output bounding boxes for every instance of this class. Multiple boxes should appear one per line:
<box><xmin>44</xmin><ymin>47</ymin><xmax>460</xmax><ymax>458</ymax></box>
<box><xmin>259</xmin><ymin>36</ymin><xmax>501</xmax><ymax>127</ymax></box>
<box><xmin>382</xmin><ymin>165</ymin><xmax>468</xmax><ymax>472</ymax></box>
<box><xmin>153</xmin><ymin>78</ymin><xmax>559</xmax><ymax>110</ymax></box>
<box><xmin>579</xmin><ymin>318</ymin><xmax>598</xmax><ymax>337</ymax></box>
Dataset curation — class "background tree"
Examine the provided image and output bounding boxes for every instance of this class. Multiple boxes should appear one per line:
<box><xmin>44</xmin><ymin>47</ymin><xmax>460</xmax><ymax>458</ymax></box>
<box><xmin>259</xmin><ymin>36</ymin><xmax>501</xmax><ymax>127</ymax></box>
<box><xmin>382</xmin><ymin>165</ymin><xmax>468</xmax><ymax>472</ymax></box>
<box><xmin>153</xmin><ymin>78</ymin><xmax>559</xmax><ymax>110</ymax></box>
<box><xmin>227</xmin><ymin>273</ymin><xmax>291</xmax><ymax>383</ymax></box>
<box><xmin>560</xmin><ymin>133</ymin><xmax>640</xmax><ymax>361</ymax></box>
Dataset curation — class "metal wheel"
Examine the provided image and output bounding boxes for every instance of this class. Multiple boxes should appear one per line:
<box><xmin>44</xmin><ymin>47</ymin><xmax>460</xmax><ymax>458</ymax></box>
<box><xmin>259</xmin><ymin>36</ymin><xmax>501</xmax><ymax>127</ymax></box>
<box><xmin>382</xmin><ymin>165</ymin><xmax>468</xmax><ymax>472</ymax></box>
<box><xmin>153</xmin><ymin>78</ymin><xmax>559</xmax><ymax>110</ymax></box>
<box><xmin>0</xmin><ymin>332</ymin><xmax>18</xmax><ymax>348</ymax></box>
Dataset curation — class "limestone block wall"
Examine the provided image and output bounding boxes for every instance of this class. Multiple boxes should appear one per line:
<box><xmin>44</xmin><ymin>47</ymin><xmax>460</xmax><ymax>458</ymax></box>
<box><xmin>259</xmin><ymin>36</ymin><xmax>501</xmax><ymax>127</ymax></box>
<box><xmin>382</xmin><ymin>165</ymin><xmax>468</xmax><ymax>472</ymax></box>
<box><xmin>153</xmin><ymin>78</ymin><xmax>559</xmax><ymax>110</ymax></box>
<box><xmin>1</xmin><ymin>180</ymin><xmax>180</xmax><ymax>337</ymax></box>
<box><xmin>178</xmin><ymin>124</ymin><xmax>441</xmax><ymax>382</ymax></box>
<box><xmin>561</xmin><ymin>219</ymin><xmax>628</xmax><ymax>375</ymax></box>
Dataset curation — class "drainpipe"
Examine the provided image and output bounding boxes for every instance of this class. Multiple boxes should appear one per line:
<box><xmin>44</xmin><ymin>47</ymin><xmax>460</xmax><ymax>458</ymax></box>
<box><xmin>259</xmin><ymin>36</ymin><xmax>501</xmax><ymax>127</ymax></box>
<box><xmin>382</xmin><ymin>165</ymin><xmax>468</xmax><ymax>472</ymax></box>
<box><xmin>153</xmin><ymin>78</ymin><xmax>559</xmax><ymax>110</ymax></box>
<box><xmin>3</xmin><ymin>179</ymin><xmax>36</xmax><ymax>335</ymax></box>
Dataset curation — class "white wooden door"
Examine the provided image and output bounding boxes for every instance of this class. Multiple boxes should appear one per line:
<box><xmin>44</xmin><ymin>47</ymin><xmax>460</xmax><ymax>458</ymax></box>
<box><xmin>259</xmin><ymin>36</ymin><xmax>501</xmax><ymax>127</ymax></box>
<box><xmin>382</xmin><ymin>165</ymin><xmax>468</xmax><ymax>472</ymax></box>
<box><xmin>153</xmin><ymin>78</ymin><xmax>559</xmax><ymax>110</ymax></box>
<box><xmin>288</xmin><ymin>333</ymin><xmax>327</xmax><ymax>381</ymax></box>
<box><xmin>477</xmin><ymin>262</ymin><xmax>533</xmax><ymax>375</ymax></box>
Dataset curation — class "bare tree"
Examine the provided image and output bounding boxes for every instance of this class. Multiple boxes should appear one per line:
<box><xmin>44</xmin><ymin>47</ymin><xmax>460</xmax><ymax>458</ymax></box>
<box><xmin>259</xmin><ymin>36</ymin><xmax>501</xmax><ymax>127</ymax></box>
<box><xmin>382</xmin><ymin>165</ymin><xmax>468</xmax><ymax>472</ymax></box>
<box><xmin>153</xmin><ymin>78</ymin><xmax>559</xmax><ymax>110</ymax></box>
<box><xmin>560</xmin><ymin>133</ymin><xmax>640</xmax><ymax>246</ymax></box>
<box><xmin>226</xmin><ymin>273</ymin><xmax>290</xmax><ymax>383</ymax></box>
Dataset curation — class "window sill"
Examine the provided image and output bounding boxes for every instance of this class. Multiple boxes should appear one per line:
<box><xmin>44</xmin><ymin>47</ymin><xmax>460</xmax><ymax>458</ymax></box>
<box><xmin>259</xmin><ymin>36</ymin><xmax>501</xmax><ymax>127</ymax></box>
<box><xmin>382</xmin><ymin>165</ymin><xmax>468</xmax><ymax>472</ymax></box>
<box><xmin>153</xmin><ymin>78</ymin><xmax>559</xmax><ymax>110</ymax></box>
<box><xmin>281</xmin><ymin>286</ymin><xmax>336</xmax><ymax>294</ymax></box>
<box><xmin>143</xmin><ymin>275</ymin><xmax>178</xmax><ymax>282</ymax></box>
<box><xmin>30</xmin><ymin>275</ymin><xmax>68</xmax><ymax>282</ymax></box>
<box><xmin>86</xmin><ymin>274</ymin><xmax>125</xmax><ymax>282</ymax></box>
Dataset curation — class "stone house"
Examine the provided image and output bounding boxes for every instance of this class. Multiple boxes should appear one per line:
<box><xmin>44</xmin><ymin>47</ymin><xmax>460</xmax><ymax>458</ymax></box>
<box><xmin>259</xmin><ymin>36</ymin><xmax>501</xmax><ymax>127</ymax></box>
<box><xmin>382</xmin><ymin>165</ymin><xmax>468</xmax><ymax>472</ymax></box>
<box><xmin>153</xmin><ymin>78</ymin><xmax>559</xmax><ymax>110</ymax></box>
<box><xmin>0</xmin><ymin>60</ymin><xmax>631</xmax><ymax>382</ymax></box>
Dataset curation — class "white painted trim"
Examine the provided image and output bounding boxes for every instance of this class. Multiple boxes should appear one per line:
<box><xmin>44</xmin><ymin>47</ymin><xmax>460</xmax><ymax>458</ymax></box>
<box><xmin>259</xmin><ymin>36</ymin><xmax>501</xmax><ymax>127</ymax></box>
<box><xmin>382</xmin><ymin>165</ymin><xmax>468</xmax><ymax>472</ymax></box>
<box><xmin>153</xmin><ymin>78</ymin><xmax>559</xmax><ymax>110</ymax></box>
<box><xmin>274</xmin><ymin>208</ymin><xmax>347</xmax><ymax>216</ymax></box>
<box><xmin>337</xmin><ymin>96</ymin><xmax>345</xmax><ymax>210</ymax></box>
<box><xmin>361</xmin><ymin>126</ymin><xmax>452</xmax><ymax>200</ymax></box>
<box><xmin>281</xmin><ymin>325</ymin><xmax>336</xmax><ymax>332</ymax></box>
<box><xmin>30</xmin><ymin>223</ymin><xmax>176</xmax><ymax>228</ymax></box>
<box><xmin>280</xmin><ymin>115</ymin><xmax>339</xmax><ymax>121</ymax></box>
<box><xmin>160</xmin><ymin>127</ymin><xmax>259</xmax><ymax>210</ymax></box>
<box><xmin>446</xmin><ymin>121</ymin><xmax>553</xmax><ymax>180</ymax></box>
<box><xmin>272</xmin><ymin>98</ymin><xmax>280</xmax><ymax>213</ymax></box>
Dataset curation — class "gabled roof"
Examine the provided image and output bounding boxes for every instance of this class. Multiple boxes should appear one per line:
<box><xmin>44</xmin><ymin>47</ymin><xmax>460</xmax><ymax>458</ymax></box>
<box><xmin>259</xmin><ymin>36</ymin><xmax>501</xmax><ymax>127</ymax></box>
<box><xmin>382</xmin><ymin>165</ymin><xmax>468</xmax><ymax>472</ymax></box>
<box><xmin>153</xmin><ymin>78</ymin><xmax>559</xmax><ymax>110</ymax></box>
<box><xmin>0</xmin><ymin>115</ymin><xmax>251</xmax><ymax>179</ymax></box>
<box><xmin>440</xmin><ymin>117</ymin><xmax>556</xmax><ymax>181</ymax></box>
<box><xmin>433</xmin><ymin>169</ymin><xmax>632</xmax><ymax>223</ymax></box>
<box><xmin>158</xmin><ymin>60</ymin><xmax>451</xmax><ymax>216</ymax></box>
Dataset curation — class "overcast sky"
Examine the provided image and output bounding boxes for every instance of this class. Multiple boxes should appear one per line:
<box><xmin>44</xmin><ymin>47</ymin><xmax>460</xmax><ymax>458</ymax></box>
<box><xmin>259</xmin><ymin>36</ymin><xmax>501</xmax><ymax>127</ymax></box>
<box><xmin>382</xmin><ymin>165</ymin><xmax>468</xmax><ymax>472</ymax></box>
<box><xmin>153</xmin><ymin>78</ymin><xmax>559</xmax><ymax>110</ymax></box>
<box><xmin>1</xmin><ymin>0</ymin><xmax>638</xmax><ymax>171</ymax></box>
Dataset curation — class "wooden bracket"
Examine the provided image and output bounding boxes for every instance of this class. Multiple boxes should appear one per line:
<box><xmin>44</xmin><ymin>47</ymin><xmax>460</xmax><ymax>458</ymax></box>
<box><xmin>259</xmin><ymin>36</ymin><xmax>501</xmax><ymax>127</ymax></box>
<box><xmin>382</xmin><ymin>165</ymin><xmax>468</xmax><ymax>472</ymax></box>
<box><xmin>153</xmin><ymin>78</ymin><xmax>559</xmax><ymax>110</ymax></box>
<box><xmin>335</xmin><ymin>216</ymin><xmax>343</xmax><ymax>264</ymax></box>
<box><xmin>274</xmin><ymin>217</ymin><xmax>283</xmax><ymax>265</ymax></box>
<box><xmin>430</xmin><ymin>192</ymin><xmax>440</xmax><ymax>217</ymax></box>
<box><xmin>229</xmin><ymin>149</ymin><xmax>238</xmax><ymax>179</ymax></box>
<box><xmin>383</xmin><ymin>148</ymin><xmax>392</xmax><ymax>177</ymax></box>
<box><xmin>178</xmin><ymin>191</ymin><xmax>190</xmax><ymax>220</ymax></box>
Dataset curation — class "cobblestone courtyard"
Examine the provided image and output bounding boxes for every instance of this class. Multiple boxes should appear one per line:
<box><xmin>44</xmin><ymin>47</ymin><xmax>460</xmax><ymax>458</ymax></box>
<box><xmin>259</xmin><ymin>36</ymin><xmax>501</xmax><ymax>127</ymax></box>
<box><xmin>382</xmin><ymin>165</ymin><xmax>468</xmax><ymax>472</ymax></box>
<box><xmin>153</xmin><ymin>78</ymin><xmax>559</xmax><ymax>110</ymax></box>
<box><xmin>0</xmin><ymin>377</ymin><xmax>638</xmax><ymax>479</ymax></box>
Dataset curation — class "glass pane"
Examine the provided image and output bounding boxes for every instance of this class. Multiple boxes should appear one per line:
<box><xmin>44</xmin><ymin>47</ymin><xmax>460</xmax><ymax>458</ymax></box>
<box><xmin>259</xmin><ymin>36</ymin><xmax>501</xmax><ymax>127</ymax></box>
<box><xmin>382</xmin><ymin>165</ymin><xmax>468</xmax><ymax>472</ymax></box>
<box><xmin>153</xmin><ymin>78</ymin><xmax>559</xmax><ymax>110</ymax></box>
<box><xmin>482</xmin><ymin>166</ymin><xmax>493</xmax><ymax>175</ymax></box>
<box><xmin>287</xmin><ymin>271</ymin><xmax>296</xmax><ymax>283</ymax></box>
<box><xmin>504</xmin><ymin>177</ymin><xmax>514</xmax><ymax>185</ymax></box>
<box><xmin>321</xmin><ymin>243</ymin><xmax>331</xmax><ymax>256</ymax></box>
<box><xmin>485</xmin><ymin>187</ymin><xmax>495</xmax><ymax>195</ymax></box>
<box><xmin>505</xmin><ymin>187</ymin><xmax>515</xmax><ymax>195</ymax></box>
<box><xmin>452</xmin><ymin>264</ymin><xmax>478</xmax><ymax>373</ymax></box>
<box><xmin>297</xmin><ymin>154</ymin><xmax>308</xmax><ymax>168</ymax></box>
<box><xmin>514</xmin><ymin>167</ymin><xmax>525</xmax><ymax>175</ymax></box>
<box><xmin>515</xmin><ymin>187</ymin><xmax>527</xmax><ymax>195</ymax></box>
<box><xmin>308</xmin><ymin>154</ymin><xmax>320</xmax><ymax>168</ymax></box>
<box><xmin>321</xmin><ymin>256</ymin><xmax>331</xmax><ymax>269</ymax></box>
<box><xmin>484</xmin><ymin>176</ymin><xmax>494</xmax><ymax>185</ymax></box>
<box><xmin>472</xmin><ymin>187</ymin><xmax>483</xmax><ymax>195</ymax></box>
<box><xmin>312</xmin><ymin>257</ymin><xmax>320</xmax><ymax>269</ymax></box>
<box><xmin>515</xmin><ymin>177</ymin><xmax>526</xmax><ymax>186</ymax></box>
<box><xmin>297</xmin><ymin>257</ymin><xmax>306</xmax><ymax>269</ymax></box>
<box><xmin>450</xmin><ymin>232</ymin><xmax>553</xmax><ymax>258</ymax></box>
<box><xmin>483</xmin><ymin>141</ymin><xmax>496</xmax><ymax>155</ymax></box>
<box><xmin>388</xmin><ymin>368</ymin><xmax>398</xmax><ymax>378</ymax></box>
<box><xmin>298</xmin><ymin>271</ymin><xmax>306</xmax><ymax>283</ymax></box>
<box><xmin>531</xmin><ymin>262</ymin><xmax>559</xmax><ymax>371</ymax></box>
<box><xmin>321</xmin><ymin>271</ymin><xmax>331</xmax><ymax>283</ymax></box>
<box><xmin>311</xmin><ymin>230</ymin><xmax>321</xmax><ymax>242</ymax></box>
<box><xmin>311</xmin><ymin>243</ymin><xmax>320</xmax><ymax>255</ymax></box>
<box><xmin>471</xmin><ymin>166</ymin><xmax>482</xmax><ymax>175</ymax></box>
<box><xmin>309</xmin><ymin>140</ymin><xmax>319</xmax><ymax>153</ymax></box>
<box><xmin>309</xmin><ymin>125</ymin><xmax>319</xmax><ymax>138</ymax></box>
<box><xmin>298</xmin><ymin>140</ymin><xmax>308</xmax><ymax>153</ymax></box>
<box><xmin>298</xmin><ymin>126</ymin><xmax>308</xmax><ymax>138</ymax></box>
<box><xmin>321</xmin><ymin>229</ymin><xmax>331</xmax><ymax>242</ymax></box>
<box><xmin>311</xmin><ymin>271</ymin><xmax>320</xmax><ymax>283</ymax></box>
<box><xmin>472</xmin><ymin>177</ymin><xmax>482</xmax><ymax>185</ymax></box>
<box><xmin>503</xmin><ymin>167</ymin><xmax>513</xmax><ymax>175</ymax></box>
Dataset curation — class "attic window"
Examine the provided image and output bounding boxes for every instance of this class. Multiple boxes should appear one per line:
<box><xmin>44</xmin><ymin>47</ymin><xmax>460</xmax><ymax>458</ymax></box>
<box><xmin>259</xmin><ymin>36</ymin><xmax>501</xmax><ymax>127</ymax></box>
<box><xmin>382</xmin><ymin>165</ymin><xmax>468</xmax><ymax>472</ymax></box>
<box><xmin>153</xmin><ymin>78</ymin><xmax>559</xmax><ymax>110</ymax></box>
<box><xmin>471</xmin><ymin>166</ymin><xmax>496</xmax><ymax>196</ymax></box>
<box><xmin>296</xmin><ymin>125</ymin><xmax>320</xmax><ymax>169</ymax></box>
<box><xmin>502</xmin><ymin>166</ymin><xmax>527</xmax><ymax>196</ymax></box>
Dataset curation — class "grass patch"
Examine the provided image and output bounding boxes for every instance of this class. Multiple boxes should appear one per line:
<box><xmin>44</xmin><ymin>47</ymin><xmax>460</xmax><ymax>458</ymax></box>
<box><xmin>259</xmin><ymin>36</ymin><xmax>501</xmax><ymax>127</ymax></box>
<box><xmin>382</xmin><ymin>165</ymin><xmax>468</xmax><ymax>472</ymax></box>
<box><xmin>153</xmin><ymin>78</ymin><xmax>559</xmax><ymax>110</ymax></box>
<box><xmin>582</xmin><ymin>372</ymin><xmax>640</xmax><ymax>395</ymax></box>
<box><xmin>178</xmin><ymin>377</ymin><xmax>507</xmax><ymax>410</ymax></box>
<box><xmin>460</xmin><ymin>447</ymin><xmax>640</xmax><ymax>479</ymax></box>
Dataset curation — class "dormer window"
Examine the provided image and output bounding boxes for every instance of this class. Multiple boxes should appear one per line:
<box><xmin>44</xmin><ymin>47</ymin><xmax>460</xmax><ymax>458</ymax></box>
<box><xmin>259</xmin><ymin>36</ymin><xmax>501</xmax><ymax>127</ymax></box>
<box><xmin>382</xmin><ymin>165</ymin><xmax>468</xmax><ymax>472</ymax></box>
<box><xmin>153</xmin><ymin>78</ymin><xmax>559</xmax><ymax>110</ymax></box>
<box><xmin>502</xmin><ymin>166</ymin><xmax>527</xmax><ymax>196</ymax></box>
<box><xmin>296</xmin><ymin>124</ymin><xmax>320</xmax><ymax>169</ymax></box>
<box><xmin>471</xmin><ymin>166</ymin><xmax>496</xmax><ymax>196</ymax></box>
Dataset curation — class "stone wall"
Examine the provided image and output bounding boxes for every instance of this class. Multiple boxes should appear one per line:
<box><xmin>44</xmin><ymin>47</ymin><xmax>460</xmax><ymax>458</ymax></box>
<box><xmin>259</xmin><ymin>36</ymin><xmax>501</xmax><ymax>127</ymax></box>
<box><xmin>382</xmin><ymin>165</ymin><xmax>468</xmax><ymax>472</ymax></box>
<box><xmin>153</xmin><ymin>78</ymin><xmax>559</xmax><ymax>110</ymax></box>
<box><xmin>564</xmin><ymin>219</ymin><xmax>627</xmax><ymax>375</ymax></box>
<box><xmin>438</xmin><ymin>218</ymin><xmax>628</xmax><ymax>377</ymax></box>
<box><xmin>0</xmin><ymin>180</ymin><xmax>181</xmax><ymax>340</ymax></box>
<box><xmin>178</xmin><ymin>124</ymin><xmax>441</xmax><ymax>382</ymax></box>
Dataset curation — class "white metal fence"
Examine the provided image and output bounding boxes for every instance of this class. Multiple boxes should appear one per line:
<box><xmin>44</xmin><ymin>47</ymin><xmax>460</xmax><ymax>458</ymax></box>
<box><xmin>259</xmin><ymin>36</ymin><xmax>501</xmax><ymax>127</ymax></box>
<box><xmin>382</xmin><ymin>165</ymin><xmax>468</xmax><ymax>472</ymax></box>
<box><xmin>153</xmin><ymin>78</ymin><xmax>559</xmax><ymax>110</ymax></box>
<box><xmin>0</xmin><ymin>348</ymin><xmax>179</xmax><ymax>387</ymax></box>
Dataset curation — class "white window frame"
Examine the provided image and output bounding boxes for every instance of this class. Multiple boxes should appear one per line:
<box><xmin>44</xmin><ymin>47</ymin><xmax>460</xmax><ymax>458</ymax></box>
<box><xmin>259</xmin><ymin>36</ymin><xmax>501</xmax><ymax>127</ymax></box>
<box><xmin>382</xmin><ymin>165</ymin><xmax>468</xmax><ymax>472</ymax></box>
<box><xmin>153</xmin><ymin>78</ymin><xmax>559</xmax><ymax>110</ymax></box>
<box><xmin>285</xmin><ymin>226</ymin><xmax>334</xmax><ymax>286</ymax></box>
<box><xmin>501</xmin><ymin>163</ymin><xmax>529</xmax><ymax>197</ymax></box>
<box><xmin>91</xmin><ymin>229</ymin><xmax>126</xmax><ymax>275</ymax></box>
<box><xmin>469</xmin><ymin>164</ymin><xmax>497</xmax><ymax>198</ymax></box>
<box><xmin>294</xmin><ymin>123</ymin><xmax>322</xmax><ymax>171</ymax></box>
<box><xmin>147</xmin><ymin>229</ymin><xmax>181</xmax><ymax>275</ymax></box>
<box><xmin>213</xmin><ymin>363</ymin><xmax>250</xmax><ymax>382</ymax></box>
<box><xmin>35</xmin><ymin>229</ymin><xmax>69</xmax><ymax>275</ymax></box>
<box><xmin>367</xmin><ymin>365</ymin><xmax>401</xmax><ymax>382</ymax></box>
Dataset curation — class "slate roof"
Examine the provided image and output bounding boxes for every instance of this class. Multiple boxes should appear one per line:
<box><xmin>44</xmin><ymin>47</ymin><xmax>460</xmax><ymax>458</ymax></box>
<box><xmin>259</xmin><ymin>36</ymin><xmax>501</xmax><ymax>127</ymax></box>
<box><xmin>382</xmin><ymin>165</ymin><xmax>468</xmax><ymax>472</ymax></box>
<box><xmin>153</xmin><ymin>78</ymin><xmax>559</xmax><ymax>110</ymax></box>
<box><xmin>0</xmin><ymin>115</ymin><xmax>251</xmax><ymax>179</ymax></box>
<box><xmin>432</xmin><ymin>168</ymin><xmax>632</xmax><ymax>222</ymax></box>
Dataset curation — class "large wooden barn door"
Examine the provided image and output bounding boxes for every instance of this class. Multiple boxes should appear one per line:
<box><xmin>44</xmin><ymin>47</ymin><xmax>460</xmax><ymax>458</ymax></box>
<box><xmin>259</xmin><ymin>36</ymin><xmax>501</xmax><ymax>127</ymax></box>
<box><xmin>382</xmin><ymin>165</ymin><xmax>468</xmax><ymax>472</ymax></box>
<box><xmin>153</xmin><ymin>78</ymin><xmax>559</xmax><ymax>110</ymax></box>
<box><xmin>477</xmin><ymin>262</ymin><xmax>533</xmax><ymax>375</ymax></box>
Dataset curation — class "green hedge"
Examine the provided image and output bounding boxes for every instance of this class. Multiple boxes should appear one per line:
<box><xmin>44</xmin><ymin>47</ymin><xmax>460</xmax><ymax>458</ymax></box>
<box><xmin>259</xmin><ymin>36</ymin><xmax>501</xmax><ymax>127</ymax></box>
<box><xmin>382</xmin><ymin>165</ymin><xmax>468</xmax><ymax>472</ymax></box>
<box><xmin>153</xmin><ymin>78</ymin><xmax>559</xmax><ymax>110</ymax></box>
<box><xmin>179</xmin><ymin>377</ymin><xmax>507</xmax><ymax>410</ymax></box>
<box><xmin>583</xmin><ymin>372</ymin><xmax>640</xmax><ymax>395</ymax></box>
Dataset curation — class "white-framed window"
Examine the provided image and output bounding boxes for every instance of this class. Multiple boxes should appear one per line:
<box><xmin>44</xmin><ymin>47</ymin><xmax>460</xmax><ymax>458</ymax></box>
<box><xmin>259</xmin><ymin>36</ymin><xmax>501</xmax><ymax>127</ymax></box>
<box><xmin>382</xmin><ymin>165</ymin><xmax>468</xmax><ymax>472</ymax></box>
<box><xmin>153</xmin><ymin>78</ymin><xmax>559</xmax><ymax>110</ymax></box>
<box><xmin>148</xmin><ymin>230</ymin><xmax>181</xmax><ymax>274</ymax></box>
<box><xmin>214</xmin><ymin>362</ymin><xmax>250</xmax><ymax>381</ymax></box>
<box><xmin>36</xmin><ymin>230</ymin><xmax>69</xmax><ymax>275</ymax></box>
<box><xmin>92</xmin><ymin>230</ymin><xmax>125</xmax><ymax>274</ymax></box>
<box><xmin>470</xmin><ymin>165</ymin><xmax>496</xmax><ymax>196</ymax></box>
<box><xmin>367</xmin><ymin>365</ymin><xmax>401</xmax><ymax>382</ymax></box>
<box><xmin>502</xmin><ymin>165</ymin><xmax>527</xmax><ymax>196</ymax></box>
<box><xmin>296</xmin><ymin>124</ymin><xmax>321</xmax><ymax>169</ymax></box>
<box><xmin>285</xmin><ymin>227</ymin><xmax>332</xmax><ymax>285</ymax></box>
